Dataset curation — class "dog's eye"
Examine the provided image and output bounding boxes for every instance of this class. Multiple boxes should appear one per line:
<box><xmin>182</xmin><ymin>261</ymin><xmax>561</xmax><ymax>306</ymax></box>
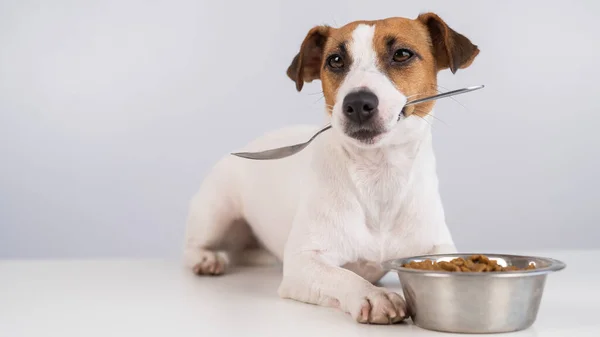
<box><xmin>392</xmin><ymin>49</ymin><xmax>414</xmax><ymax>63</ymax></box>
<box><xmin>327</xmin><ymin>54</ymin><xmax>344</xmax><ymax>70</ymax></box>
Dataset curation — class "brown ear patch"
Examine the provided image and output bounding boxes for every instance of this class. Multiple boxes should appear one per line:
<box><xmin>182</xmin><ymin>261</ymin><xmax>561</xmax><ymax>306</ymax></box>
<box><xmin>417</xmin><ymin>13</ymin><xmax>479</xmax><ymax>73</ymax></box>
<box><xmin>286</xmin><ymin>25</ymin><xmax>331</xmax><ymax>91</ymax></box>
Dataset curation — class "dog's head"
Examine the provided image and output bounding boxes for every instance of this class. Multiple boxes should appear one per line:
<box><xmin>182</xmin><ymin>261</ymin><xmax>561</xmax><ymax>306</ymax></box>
<box><xmin>287</xmin><ymin>13</ymin><xmax>479</xmax><ymax>147</ymax></box>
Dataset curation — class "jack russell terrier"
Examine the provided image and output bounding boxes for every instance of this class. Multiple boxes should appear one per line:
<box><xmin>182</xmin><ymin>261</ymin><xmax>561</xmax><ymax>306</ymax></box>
<box><xmin>184</xmin><ymin>12</ymin><xmax>479</xmax><ymax>324</ymax></box>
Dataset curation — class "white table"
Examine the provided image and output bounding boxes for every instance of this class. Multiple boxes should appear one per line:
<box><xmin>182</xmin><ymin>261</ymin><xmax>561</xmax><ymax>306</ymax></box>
<box><xmin>1</xmin><ymin>251</ymin><xmax>598</xmax><ymax>336</ymax></box>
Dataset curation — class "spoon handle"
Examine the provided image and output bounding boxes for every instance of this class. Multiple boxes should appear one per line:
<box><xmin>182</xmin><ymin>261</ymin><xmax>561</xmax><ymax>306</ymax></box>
<box><xmin>405</xmin><ymin>85</ymin><xmax>484</xmax><ymax>107</ymax></box>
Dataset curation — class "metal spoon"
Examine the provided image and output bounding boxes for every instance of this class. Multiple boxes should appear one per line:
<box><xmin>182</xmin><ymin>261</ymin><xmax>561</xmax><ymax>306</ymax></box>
<box><xmin>231</xmin><ymin>85</ymin><xmax>484</xmax><ymax>160</ymax></box>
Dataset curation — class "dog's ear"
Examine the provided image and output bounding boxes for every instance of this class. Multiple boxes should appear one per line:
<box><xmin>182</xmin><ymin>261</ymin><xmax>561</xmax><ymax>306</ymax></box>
<box><xmin>417</xmin><ymin>13</ymin><xmax>479</xmax><ymax>74</ymax></box>
<box><xmin>287</xmin><ymin>25</ymin><xmax>331</xmax><ymax>91</ymax></box>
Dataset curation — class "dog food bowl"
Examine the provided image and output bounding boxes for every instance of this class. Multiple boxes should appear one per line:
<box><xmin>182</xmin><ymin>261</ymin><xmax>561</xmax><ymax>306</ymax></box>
<box><xmin>381</xmin><ymin>253</ymin><xmax>566</xmax><ymax>334</ymax></box>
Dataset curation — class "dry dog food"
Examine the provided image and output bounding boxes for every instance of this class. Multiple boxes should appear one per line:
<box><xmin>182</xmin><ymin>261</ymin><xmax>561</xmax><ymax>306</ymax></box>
<box><xmin>402</xmin><ymin>254</ymin><xmax>536</xmax><ymax>272</ymax></box>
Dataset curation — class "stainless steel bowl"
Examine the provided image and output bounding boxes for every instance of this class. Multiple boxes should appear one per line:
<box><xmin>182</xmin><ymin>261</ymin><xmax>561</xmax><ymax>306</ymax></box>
<box><xmin>381</xmin><ymin>253</ymin><xmax>566</xmax><ymax>334</ymax></box>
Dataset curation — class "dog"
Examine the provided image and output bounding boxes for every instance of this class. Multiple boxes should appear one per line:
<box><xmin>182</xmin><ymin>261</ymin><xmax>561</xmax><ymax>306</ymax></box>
<box><xmin>184</xmin><ymin>12</ymin><xmax>479</xmax><ymax>324</ymax></box>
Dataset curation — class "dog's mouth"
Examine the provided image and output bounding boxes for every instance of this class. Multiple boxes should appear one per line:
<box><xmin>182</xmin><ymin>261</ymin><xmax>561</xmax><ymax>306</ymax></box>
<box><xmin>345</xmin><ymin>127</ymin><xmax>387</xmax><ymax>144</ymax></box>
<box><xmin>340</xmin><ymin>108</ymin><xmax>405</xmax><ymax>144</ymax></box>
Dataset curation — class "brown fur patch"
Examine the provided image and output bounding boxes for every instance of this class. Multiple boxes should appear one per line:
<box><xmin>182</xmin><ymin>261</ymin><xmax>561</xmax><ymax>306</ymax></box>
<box><xmin>417</xmin><ymin>13</ymin><xmax>480</xmax><ymax>74</ymax></box>
<box><xmin>286</xmin><ymin>25</ymin><xmax>331</xmax><ymax>92</ymax></box>
<box><xmin>372</xmin><ymin>17</ymin><xmax>439</xmax><ymax>117</ymax></box>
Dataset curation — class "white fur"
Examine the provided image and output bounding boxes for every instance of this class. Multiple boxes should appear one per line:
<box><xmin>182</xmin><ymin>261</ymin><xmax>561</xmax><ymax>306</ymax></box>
<box><xmin>332</xmin><ymin>24</ymin><xmax>407</xmax><ymax>144</ymax></box>
<box><xmin>183</xmin><ymin>23</ymin><xmax>456</xmax><ymax>324</ymax></box>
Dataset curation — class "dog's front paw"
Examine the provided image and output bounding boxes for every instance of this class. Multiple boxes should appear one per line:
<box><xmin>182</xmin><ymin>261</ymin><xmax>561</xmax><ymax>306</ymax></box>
<box><xmin>348</xmin><ymin>290</ymin><xmax>407</xmax><ymax>324</ymax></box>
<box><xmin>185</xmin><ymin>248</ymin><xmax>229</xmax><ymax>276</ymax></box>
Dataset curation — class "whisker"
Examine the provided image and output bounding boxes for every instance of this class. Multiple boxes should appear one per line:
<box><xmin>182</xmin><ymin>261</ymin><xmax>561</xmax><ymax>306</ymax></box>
<box><xmin>413</xmin><ymin>108</ymin><xmax>449</xmax><ymax>126</ymax></box>
<box><xmin>427</xmin><ymin>114</ymin><xmax>448</xmax><ymax>126</ymax></box>
<box><xmin>330</xmin><ymin>17</ymin><xmax>339</xmax><ymax>28</ymax></box>
<box><xmin>402</xmin><ymin>85</ymin><xmax>438</xmax><ymax>101</ymax></box>
<box><xmin>306</xmin><ymin>90</ymin><xmax>324</xmax><ymax>96</ymax></box>
<box><xmin>312</xmin><ymin>95</ymin><xmax>325</xmax><ymax>104</ymax></box>
<box><xmin>405</xmin><ymin>91</ymin><xmax>437</xmax><ymax>100</ymax></box>
<box><xmin>435</xmin><ymin>84</ymin><xmax>471</xmax><ymax>112</ymax></box>
<box><xmin>415</xmin><ymin>114</ymin><xmax>433</xmax><ymax>128</ymax></box>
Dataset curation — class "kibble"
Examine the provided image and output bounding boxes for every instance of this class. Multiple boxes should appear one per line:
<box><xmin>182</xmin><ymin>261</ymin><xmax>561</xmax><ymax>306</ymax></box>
<box><xmin>402</xmin><ymin>254</ymin><xmax>536</xmax><ymax>272</ymax></box>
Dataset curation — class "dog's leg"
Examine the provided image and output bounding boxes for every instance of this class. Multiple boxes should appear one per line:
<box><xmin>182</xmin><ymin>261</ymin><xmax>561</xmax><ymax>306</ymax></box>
<box><xmin>278</xmin><ymin>252</ymin><xmax>407</xmax><ymax>324</ymax></box>
<box><xmin>429</xmin><ymin>223</ymin><xmax>457</xmax><ymax>255</ymax></box>
<box><xmin>183</xmin><ymin>161</ymin><xmax>253</xmax><ymax>276</ymax></box>
<box><xmin>184</xmin><ymin>218</ymin><xmax>252</xmax><ymax>276</ymax></box>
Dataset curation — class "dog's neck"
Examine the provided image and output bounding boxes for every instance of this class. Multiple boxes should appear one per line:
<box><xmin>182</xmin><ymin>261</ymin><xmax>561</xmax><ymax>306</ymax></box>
<box><xmin>326</xmin><ymin>113</ymin><xmax>437</xmax><ymax>232</ymax></box>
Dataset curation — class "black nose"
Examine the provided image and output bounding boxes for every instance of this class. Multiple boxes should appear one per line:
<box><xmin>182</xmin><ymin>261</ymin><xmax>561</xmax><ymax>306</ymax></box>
<box><xmin>342</xmin><ymin>90</ymin><xmax>379</xmax><ymax>124</ymax></box>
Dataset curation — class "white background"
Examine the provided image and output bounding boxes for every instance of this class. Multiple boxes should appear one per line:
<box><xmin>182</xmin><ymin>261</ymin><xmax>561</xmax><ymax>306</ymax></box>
<box><xmin>1</xmin><ymin>0</ymin><xmax>598</xmax><ymax>258</ymax></box>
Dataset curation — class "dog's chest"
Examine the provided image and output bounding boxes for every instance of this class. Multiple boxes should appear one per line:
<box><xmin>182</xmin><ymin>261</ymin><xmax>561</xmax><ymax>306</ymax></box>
<box><xmin>344</xmin><ymin>156</ymin><xmax>436</xmax><ymax>262</ymax></box>
<box><xmin>349</xmin><ymin>158</ymin><xmax>408</xmax><ymax>228</ymax></box>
